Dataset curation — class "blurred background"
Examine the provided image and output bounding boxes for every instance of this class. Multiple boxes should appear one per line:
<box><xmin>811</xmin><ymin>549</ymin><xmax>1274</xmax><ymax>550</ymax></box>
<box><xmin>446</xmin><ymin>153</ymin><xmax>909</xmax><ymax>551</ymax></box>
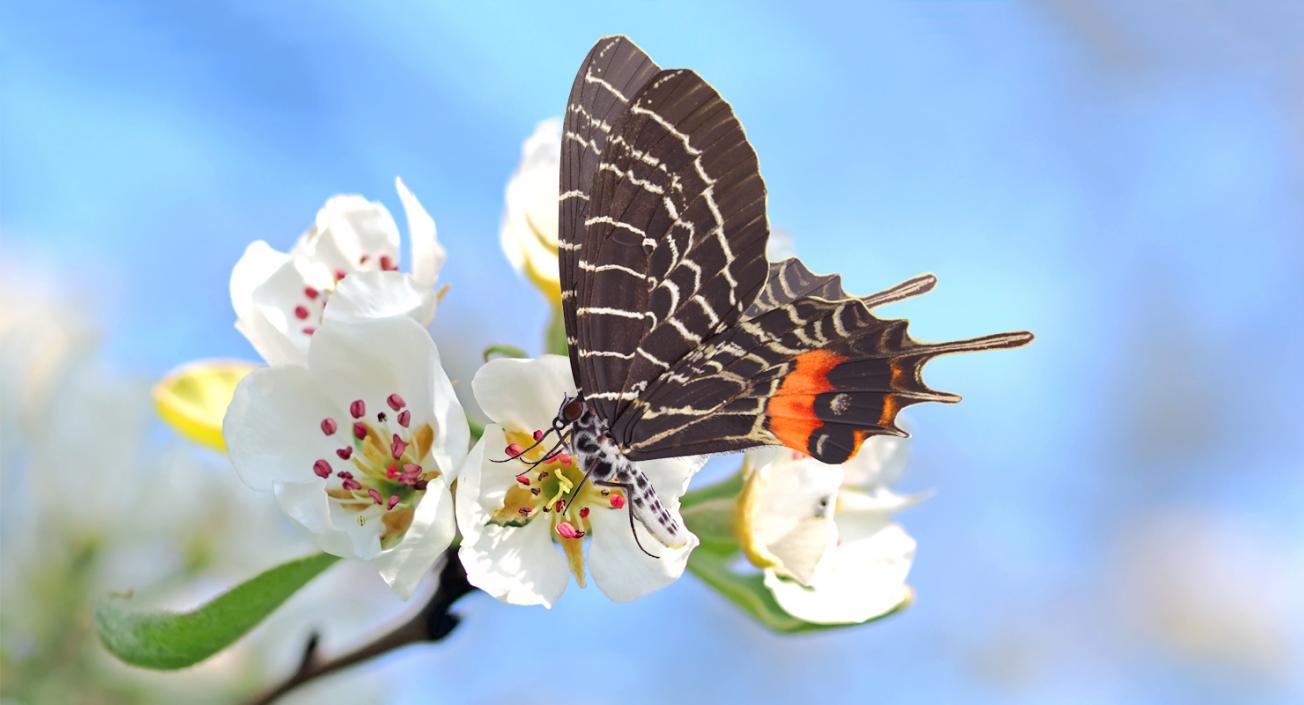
<box><xmin>3</xmin><ymin>1</ymin><xmax>1302</xmax><ymax>703</ymax></box>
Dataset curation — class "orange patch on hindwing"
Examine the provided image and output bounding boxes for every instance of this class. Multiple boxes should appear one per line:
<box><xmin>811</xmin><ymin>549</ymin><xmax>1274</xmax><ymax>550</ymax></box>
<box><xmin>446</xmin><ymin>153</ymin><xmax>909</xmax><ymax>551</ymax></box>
<box><xmin>878</xmin><ymin>392</ymin><xmax>900</xmax><ymax>427</ymax></box>
<box><xmin>766</xmin><ymin>350</ymin><xmax>845</xmax><ymax>454</ymax></box>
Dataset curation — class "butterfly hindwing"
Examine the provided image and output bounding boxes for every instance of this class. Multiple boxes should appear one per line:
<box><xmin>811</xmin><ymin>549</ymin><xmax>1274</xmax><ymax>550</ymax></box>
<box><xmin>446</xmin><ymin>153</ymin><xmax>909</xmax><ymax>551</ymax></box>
<box><xmin>617</xmin><ymin>260</ymin><xmax>1032</xmax><ymax>463</ymax></box>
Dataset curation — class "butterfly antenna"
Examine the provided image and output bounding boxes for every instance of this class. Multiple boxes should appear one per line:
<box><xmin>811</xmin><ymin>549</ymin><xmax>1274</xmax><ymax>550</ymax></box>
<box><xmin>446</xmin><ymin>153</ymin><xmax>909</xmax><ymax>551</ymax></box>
<box><xmin>489</xmin><ymin>424</ymin><xmax>562</xmax><ymax>464</ymax></box>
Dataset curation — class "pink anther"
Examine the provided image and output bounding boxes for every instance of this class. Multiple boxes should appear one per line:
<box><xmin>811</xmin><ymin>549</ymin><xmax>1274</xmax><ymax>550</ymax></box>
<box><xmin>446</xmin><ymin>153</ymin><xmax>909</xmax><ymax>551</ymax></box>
<box><xmin>312</xmin><ymin>459</ymin><xmax>332</xmax><ymax>478</ymax></box>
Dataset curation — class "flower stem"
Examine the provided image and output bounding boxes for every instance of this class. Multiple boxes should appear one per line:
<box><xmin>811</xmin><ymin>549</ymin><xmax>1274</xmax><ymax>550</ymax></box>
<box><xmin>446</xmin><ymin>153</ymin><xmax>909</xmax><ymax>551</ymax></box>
<box><xmin>243</xmin><ymin>553</ymin><xmax>474</xmax><ymax>705</ymax></box>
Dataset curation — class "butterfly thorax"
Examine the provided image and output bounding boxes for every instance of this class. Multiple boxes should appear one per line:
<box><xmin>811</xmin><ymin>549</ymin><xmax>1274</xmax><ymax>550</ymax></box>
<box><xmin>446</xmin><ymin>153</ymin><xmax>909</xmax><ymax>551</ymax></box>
<box><xmin>564</xmin><ymin>400</ymin><xmax>685</xmax><ymax>548</ymax></box>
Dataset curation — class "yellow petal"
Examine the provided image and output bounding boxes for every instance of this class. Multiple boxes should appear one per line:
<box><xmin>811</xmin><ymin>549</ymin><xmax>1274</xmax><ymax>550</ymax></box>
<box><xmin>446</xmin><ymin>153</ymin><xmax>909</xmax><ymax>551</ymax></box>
<box><xmin>522</xmin><ymin>248</ymin><xmax>562</xmax><ymax>304</ymax></box>
<box><xmin>734</xmin><ymin>466</ymin><xmax>781</xmax><ymax>571</ymax></box>
<box><xmin>153</xmin><ymin>359</ymin><xmax>259</xmax><ymax>452</ymax></box>
<box><xmin>559</xmin><ymin>533</ymin><xmax>586</xmax><ymax>588</ymax></box>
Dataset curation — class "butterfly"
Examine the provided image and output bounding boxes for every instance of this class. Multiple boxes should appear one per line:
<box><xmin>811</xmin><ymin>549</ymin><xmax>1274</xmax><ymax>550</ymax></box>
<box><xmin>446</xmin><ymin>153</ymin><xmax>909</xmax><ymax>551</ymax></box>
<box><xmin>512</xmin><ymin>36</ymin><xmax>1032</xmax><ymax>554</ymax></box>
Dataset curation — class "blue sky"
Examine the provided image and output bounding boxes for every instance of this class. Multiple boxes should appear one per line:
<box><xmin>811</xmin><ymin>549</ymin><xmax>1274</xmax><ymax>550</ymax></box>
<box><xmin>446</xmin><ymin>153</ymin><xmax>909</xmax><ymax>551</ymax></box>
<box><xmin>4</xmin><ymin>1</ymin><xmax>1302</xmax><ymax>703</ymax></box>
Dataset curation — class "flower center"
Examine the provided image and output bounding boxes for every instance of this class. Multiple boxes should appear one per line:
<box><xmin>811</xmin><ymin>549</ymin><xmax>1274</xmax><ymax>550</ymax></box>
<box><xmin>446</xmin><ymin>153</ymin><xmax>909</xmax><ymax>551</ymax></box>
<box><xmin>488</xmin><ymin>428</ymin><xmax>626</xmax><ymax>586</ymax></box>
<box><xmin>313</xmin><ymin>392</ymin><xmax>439</xmax><ymax>548</ymax></box>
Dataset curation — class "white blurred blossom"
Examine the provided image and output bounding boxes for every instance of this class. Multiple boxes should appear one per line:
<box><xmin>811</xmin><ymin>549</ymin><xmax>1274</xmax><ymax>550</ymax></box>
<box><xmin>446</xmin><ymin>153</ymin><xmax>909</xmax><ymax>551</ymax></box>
<box><xmin>739</xmin><ymin>437</ymin><xmax>921</xmax><ymax>624</ymax></box>
<box><xmin>231</xmin><ymin>178</ymin><xmax>446</xmax><ymax>366</ymax></box>
<box><xmin>0</xmin><ymin>274</ymin><xmax>392</xmax><ymax>703</ymax></box>
<box><xmin>499</xmin><ymin>119</ymin><xmax>562</xmax><ymax>303</ymax></box>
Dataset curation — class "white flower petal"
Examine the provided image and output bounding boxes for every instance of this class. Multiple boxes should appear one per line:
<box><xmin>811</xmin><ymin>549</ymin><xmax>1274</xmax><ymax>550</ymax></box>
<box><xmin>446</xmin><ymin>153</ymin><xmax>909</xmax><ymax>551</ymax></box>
<box><xmin>841</xmin><ymin>434</ymin><xmax>910</xmax><ymax>489</ymax></box>
<box><xmin>742</xmin><ymin>445</ymin><xmax>789</xmax><ymax>476</ymax></box>
<box><xmin>459</xmin><ymin>517</ymin><xmax>570</xmax><ymax>608</ymax></box>
<box><xmin>471</xmin><ymin>355</ymin><xmax>574</xmax><ymax>430</ymax></box>
<box><xmin>636</xmin><ymin>455</ymin><xmax>707</xmax><ymax>498</ymax></box>
<box><xmin>764</xmin><ymin>521</ymin><xmax>915</xmax><ymax>625</ymax></box>
<box><xmin>586</xmin><ymin>454</ymin><xmax>703</xmax><ymax>602</ymax></box>
<box><xmin>464</xmin><ymin>424</ymin><xmax>520</xmax><ymax>516</ymax></box>
<box><xmin>372</xmin><ymin>475</ymin><xmax>456</xmax><ymax>599</ymax></box>
<box><xmin>235</xmin><ymin>311</ymin><xmax>307</xmax><ymax>369</ymax></box>
<box><xmin>500</xmin><ymin>119</ymin><xmax>561</xmax><ymax>272</ymax></box>
<box><xmin>273</xmin><ymin>480</ymin><xmax>382</xmax><ymax>560</ymax></box>
<box><xmin>323</xmin><ymin>271</ymin><xmax>436</xmax><ymax>328</ymax></box>
<box><xmin>456</xmin><ymin>436</ymin><xmax>569</xmax><ymax>607</ymax></box>
<box><xmin>230</xmin><ymin>241</ymin><xmax>289</xmax><ymax>322</ymax></box>
<box><xmin>231</xmin><ymin>243</ymin><xmax>313</xmax><ymax>365</ymax></box>
<box><xmin>395</xmin><ymin>177</ymin><xmax>446</xmax><ymax>288</ymax></box>
<box><xmin>306</xmin><ymin>316</ymin><xmax>468</xmax><ymax>478</ymax></box>
<box><xmin>453</xmin><ymin>433</ymin><xmax>493</xmax><ymax>542</ymax></box>
<box><xmin>587</xmin><ymin>502</ymin><xmax>698</xmax><ymax>603</ymax></box>
<box><xmin>246</xmin><ymin>254</ymin><xmax>329</xmax><ymax>365</ymax></box>
<box><xmin>303</xmin><ymin>195</ymin><xmax>401</xmax><ymax>273</ymax></box>
<box><xmin>223</xmin><ymin>366</ymin><xmax>338</xmax><ymax>491</ymax></box>
<box><xmin>746</xmin><ymin>454</ymin><xmax>843</xmax><ymax>584</ymax></box>
<box><xmin>838</xmin><ymin>487</ymin><xmax>930</xmax><ymax>516</ymax></box>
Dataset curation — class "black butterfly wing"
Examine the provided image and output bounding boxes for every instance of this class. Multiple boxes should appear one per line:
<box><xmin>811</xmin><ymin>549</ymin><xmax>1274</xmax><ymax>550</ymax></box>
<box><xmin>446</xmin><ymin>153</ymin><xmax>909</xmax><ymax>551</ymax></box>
<box><xmin>559</xmin><ymin>36</ymin><xmax>661</xmax><ymax>386</ymax></box>
<box><xmin>618</xmin><ymin>260</ymin><xmax>1033</xmax><ymax>463</ymax></box>
<box><xmin>562</xmin><ymin>38</ymin><xmax>1034</xmax><ymax>464</ymax></box>
<box><xmin>574</xmin><ymin>68</ymin><xmax>771</xmax><ymax>424</ymax></box>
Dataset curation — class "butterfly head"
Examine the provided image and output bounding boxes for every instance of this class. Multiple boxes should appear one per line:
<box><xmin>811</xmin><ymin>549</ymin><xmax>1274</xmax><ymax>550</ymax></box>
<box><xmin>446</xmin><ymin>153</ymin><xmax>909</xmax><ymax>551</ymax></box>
<box><xmin>557</xmin><ymin>395</ymin><xmax>586</xmax><ymax>427</ymax></box>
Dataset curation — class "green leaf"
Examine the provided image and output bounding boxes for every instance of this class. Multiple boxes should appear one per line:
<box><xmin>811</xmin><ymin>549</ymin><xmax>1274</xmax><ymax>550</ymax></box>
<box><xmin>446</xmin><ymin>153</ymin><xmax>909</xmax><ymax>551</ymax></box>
<box><xmin>686</xmin><ymin>549</ymin><xmax>909</xmax><ymax>634</ymax></box>
<box><xmin>96</xmin><ymin>552</ymin><xmax>339</xmax><ymax>670</ymax></box>
<box><xmin>680</xmin><ymin>471</ymin><xmax>746</xmax><ymax>553</ymax></box>
<box><xmin>468</xmin><ymin>415</ymin><xmax>485</xmax><ymax>442</ymax></box>
<box><xmin>680</xmin><ymin>497</ymin><xmax>739</xmax><ymax>554</ymax></box>
<box><xmin>545</xmin><ymin>307</ymin><xmax>568</xmax><ymax>357</ymax></box>
<box><xmin>680</xmin><ymin>470</ymin><xmax>745</xmax><ymax>509</ymax></box>
<box><xmin>483</xmin><ymin>343</ymin><xmax>528</xmax><ymax>362</ymax></box>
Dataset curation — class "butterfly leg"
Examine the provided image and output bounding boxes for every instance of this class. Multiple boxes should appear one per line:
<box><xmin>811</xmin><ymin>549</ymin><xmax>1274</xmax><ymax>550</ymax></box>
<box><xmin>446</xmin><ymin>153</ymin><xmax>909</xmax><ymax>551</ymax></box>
<box><xmin>503</xmin><ymin>433</ymin><xmax>573</xmax><ymax>479</ymax></box>
<box><xmin>560</xmin><ymin>464</ymin><xmax>592</xmax><ymax>514</ymax></box>
<box><xmin>593</xmin><ymin>478</ymin><xmax>659</xmax><ymax>559</ymax></box>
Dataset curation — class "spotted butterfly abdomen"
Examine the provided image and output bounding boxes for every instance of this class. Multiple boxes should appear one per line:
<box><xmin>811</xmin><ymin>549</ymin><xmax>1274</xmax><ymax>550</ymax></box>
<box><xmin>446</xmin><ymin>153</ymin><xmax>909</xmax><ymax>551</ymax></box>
<box><xmin>570</xmin><ymin>404</ymin><xmax>685</xmax><ymax>549</ymax></box>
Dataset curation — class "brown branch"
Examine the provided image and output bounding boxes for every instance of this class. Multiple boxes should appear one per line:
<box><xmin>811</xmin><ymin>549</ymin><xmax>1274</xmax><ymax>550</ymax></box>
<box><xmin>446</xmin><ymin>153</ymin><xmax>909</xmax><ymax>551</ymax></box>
<box><xmin>243</xmin><ymin>553</ymin><xmax>474</xmax><ymax>705</ymax></box>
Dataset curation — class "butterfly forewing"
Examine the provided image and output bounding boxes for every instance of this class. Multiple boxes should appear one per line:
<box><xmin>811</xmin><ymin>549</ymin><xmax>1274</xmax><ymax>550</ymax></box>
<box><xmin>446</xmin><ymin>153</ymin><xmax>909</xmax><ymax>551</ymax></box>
<box><xmin>559</xmin><ymin>36</ymin><xmax>661</xmax><ymax>385</ymax></box>
<box><xmin>577</xmin><ymin>69</ymin><xmax>770</xmax><ymax>427</ymax></box>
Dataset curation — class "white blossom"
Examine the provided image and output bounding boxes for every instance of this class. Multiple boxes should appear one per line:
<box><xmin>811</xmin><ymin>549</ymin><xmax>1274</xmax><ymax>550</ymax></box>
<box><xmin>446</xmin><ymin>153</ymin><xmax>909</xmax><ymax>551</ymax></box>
<box><xmin>230</xmin><ymin>178</ymin><xmax>445</xmax><ymax>366</ymax></box>
<box><xmin>457</xmin><ymin>355</ymin><xmax>703</xmax><ymax>607</ymax></box>
<box><xmin>740</xmin><ymin>438</ymin><xmax>921</xmax><ymax>624</ymax></box>
<box><xmin>223</xmin><ymin>316</ymin><xmax>467</xmax><ymax>598</ymax></box>
<box><xmin>499</xmin><ymin>119</ymin><xmax>562</xmax><ymax>302</ymax></box>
